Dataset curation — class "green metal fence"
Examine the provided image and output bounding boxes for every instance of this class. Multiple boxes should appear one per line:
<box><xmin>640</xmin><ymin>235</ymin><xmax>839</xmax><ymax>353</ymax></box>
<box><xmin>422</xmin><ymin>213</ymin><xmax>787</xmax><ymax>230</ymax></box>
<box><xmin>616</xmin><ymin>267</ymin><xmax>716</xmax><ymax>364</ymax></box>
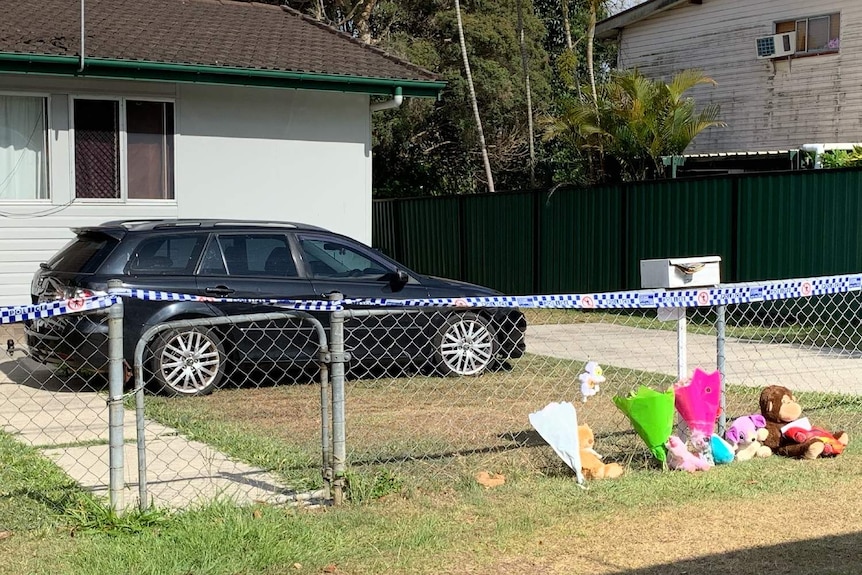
<box><xmin>373</xmin><ymin>167</ymin><xmax>862</xmax><ymax>294</ymax></box>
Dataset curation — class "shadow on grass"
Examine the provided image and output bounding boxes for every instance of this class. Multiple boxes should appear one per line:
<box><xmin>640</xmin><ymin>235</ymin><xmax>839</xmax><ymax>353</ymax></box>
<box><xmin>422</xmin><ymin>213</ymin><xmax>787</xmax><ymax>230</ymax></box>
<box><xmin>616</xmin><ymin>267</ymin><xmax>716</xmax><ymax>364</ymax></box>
<box><xmin>608</xmin><ymin>531</ymin><xmax>862</xmax><ymax>575</ymax></box>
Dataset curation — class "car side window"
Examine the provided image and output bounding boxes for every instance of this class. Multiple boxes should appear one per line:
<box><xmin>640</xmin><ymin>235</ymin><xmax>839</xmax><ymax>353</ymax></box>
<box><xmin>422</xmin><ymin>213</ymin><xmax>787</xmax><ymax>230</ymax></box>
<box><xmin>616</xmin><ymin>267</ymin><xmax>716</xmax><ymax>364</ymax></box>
<box><xmin>127</xmin><ymin>234</ymin><xmax>205</xmax><ymax>275</ymax></box>
<box><xmin>204</xmin><ymin>234</ymin><xmax>297</xmax><ymax>277</ymax></box>
<box><xmin>298</xmin><ymin>236</ymin><xmax>390</xmax><ymax>279</ymax></box>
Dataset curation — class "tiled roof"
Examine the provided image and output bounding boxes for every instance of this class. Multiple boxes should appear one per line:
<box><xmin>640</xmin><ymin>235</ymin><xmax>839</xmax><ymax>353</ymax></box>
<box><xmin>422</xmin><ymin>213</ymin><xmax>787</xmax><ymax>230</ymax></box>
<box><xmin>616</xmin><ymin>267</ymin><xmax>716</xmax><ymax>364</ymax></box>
<box><xmin>0</xmin><ymin>0</ymin><xmax>438</xmax><ymax>82</ymax></box>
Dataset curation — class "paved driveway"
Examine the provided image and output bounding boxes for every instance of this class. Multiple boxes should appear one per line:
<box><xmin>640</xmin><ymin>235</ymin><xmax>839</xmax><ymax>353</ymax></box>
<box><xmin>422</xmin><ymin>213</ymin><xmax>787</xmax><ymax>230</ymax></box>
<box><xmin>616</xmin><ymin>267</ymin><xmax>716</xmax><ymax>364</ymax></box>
<box><xmin>527</xmin><ymin>323</ymin><xmax>862</xmax><ymax>395</ymax></box>
<box><xmin>0</xmin><ymin>324</ymin><xmax>321</xmax><ymax>509</ymax></box>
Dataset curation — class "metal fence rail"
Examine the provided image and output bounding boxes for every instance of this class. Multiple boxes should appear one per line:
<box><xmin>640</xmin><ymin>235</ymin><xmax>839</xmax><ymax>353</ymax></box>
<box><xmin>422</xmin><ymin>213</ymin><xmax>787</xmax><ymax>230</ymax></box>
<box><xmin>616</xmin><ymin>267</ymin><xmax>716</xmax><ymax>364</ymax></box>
<box><xmin>1</xmin><ymin>274</ymin><xmax>861</xmax><ymax>514</ymax></box>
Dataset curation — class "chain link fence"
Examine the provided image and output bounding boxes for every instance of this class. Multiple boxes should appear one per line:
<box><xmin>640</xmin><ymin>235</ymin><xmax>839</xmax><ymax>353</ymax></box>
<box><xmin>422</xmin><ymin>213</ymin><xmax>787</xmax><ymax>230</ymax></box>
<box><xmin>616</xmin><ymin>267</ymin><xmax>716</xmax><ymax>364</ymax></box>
<box><xmin>1</xmin><ymin>276</ymin><xmax>861</xmax><ymax>512</ymax></box>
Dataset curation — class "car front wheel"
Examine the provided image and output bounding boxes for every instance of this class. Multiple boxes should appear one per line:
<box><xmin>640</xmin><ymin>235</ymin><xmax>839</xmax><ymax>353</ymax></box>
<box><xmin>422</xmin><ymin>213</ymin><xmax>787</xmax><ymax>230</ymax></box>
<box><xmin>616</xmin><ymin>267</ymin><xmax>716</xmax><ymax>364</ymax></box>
<box><xmin>150</xmin><ymin>327</ymin><xmax>226</xmax><ymax>396</ymax></box>
<box><xmin>433</xmin><ymin>312</ymin><xmax>496</xmax><ymax>376</ymax></box>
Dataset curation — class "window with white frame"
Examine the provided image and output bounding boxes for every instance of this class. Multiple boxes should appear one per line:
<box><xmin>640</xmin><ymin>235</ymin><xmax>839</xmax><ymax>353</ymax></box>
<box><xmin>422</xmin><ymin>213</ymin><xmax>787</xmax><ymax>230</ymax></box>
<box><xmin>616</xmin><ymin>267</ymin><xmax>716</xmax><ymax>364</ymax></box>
<box><xmin>73</xmin><ymin>98</ymin><xmax>175</xmax><ymax>200</ymax></box>
<box><xmin>776</xmin><ymin>13</ymin><xmax>840</xmax><ymax>54</ymax></box>
<box><xmin>0</xmin><ymin>94</ymin><xmax>48</xmax><ymax>200</ymax></box>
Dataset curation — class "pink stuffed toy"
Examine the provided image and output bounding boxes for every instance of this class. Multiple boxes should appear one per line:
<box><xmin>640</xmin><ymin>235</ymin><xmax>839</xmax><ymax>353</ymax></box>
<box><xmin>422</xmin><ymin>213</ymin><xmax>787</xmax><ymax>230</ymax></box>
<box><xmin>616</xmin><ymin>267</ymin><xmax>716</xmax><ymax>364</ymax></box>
<box><xmin>666</xmin><ymin>435</ymin><xmax>711</xmax><ymax>472</ymax></box>
<box><xmin>725</xmin><ymin>414</ymin><xmax>772</xmax><ymax>461</ymax></box>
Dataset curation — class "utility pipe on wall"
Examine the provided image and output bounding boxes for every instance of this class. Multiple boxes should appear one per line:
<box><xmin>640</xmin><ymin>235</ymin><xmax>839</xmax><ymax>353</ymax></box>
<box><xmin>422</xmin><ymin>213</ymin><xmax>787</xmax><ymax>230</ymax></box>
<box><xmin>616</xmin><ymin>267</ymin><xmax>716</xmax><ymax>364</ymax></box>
<box><xmin>370</xmin><ymin>86</ymin><xmax>402</xmax><ymax>112</ymax></box>
<box><xmin>78</xmin><ymin>0</ymin><xmax>85</xmax><ymax>72</ymax></box>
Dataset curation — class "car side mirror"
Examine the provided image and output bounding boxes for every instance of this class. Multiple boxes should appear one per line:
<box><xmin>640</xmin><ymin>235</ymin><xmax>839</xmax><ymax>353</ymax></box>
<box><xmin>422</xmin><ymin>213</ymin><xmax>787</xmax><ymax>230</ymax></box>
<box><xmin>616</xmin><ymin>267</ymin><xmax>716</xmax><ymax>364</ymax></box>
<box><xmin>390</xmin><ymin>269</ymin><xmax>409</xmax><ymax>289</ymax></box>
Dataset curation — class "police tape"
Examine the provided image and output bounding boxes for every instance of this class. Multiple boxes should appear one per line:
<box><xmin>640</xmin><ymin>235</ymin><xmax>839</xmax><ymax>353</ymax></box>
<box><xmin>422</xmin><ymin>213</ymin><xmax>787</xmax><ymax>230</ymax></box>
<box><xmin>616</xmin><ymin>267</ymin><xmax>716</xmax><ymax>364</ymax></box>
<box><xmin>113</xmin><ymin>273</ymin><xmax>862</xmax><ymax>310</ymax></box>
<box><xmin>0</xmin><ymin>295</ymin><xmax>119</xmax><ymax>325</ymax></box>
<box><xmin>112</xmin><ymin>288</ymin><xmax>340</xmax><ymax>311</ymax></box>
<box><xmin>3</xmin><ymin>273</ymin><xmax>858</xmax><ymax>324</ymax></box>
<box><xmin>345</xmin><ymin>274</ymin><xmax>862</xmax><ymax>309</ymax></box>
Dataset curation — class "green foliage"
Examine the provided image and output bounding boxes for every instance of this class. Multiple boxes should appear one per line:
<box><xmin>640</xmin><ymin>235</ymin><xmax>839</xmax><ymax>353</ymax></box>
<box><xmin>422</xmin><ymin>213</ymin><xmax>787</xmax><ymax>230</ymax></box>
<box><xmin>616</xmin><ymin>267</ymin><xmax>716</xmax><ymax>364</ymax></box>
<box><xmin>372</xmin><ymin>0</ymin><xmax>561</xmax><ymax>195</ymax></box>
<box><xmin>344</xmin><ymin>467</ymin><xmax>404</xmax><ymax>503</ymax></box>
<box><xmin>542</xmin><ymin>68</ymin><xmax>725</xmax><ymax>183</ymax></box>
<box><xmin>820</xmin><ymin>146</ymin><xmax>862</xmax><ymax>169</ymax></box>
<box><xmin>63</xmin><ymin>498</ymin><xmax>172</xmax><ymax>536</ymax></box>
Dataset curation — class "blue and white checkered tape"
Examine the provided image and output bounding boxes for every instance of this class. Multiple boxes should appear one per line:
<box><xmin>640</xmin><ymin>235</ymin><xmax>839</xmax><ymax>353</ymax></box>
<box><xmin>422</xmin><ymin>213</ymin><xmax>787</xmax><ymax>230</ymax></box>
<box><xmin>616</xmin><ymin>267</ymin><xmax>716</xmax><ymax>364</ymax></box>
<box><xmin>0</xmin><ymin>295</ymin><xmax>119</xmax><ymax>325</ymax></box>
<box><xmin>114</xmin><ymin>288</ymin><xmax>342</xmax><ymax>311</ymax></box>
<box><xmin>12</xmin><ymin>273</ymin><xmax>858</xmax><ymax>324</ymax></box>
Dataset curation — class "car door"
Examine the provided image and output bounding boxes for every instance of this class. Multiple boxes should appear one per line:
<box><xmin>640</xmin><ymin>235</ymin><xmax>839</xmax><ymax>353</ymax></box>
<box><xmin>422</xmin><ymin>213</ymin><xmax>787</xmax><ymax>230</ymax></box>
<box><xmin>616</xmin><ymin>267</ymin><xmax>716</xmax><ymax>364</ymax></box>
<box><xmin>122</xmin><ymin>232</ymin><xmax>211</xmax><ymax>336</ymax></box>
<box><xmin>294</xmin><ymin>232</ymin><xmax>433</xmax><ymax>368</ymax></box>
<box><xmin>195</xmin><ymin>232</ymin><xmax>320</xmax><ymax>364</ymax></box>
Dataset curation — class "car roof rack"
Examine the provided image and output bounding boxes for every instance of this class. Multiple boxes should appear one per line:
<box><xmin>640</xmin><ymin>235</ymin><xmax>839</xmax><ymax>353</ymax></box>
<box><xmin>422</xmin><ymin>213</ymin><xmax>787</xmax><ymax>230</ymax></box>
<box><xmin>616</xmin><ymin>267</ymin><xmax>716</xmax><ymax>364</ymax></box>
<box><xmin>84</xmin><ymin>219</ymin><xmax>328</xmax><ymax>232</ymax></box>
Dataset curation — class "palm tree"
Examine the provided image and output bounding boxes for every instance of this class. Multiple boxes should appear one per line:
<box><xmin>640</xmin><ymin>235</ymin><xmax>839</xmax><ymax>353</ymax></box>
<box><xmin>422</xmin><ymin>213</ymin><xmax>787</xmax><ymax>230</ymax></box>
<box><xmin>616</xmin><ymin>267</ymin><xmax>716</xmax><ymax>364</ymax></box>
<box><xmin>543</xmin><ymin>68</ymin><xmax>725</xmax><ymax>182</ymax></box>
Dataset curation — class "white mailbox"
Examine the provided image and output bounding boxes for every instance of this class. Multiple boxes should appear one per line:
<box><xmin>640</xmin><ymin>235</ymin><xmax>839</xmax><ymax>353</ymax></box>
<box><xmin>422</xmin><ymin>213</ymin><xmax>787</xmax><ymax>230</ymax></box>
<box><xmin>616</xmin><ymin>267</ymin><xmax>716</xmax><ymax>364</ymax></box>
<box><xmin>640</xmin><ymin>256</ymin><xmax>721</xmax><ymax>289</ymax></box>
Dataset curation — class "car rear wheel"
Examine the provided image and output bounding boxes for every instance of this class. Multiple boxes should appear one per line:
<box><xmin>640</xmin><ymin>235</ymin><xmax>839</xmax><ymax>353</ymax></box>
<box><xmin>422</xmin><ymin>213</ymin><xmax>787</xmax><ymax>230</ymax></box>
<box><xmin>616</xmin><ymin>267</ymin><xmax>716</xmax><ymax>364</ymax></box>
<box><xmin>433</xmin><ymin>312</ymin><xmax>496</xmax><ymax>376</ymax></box>
<box><xmin>150</xmin><ymin>327</ymin><xmax>226</xmax><ymax>396</ymax></box>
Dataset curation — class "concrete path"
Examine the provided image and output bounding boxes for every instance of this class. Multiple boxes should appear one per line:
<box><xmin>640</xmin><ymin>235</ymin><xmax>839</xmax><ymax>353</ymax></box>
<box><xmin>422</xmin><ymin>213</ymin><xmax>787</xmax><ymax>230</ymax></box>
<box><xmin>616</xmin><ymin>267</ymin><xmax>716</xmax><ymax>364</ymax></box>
<box><xmin>527</xmin><ymin>323</ymin><xmax>862</xmax><ymax>395</ymax></box>
<box><xmin>0</xmin><ymin>325</ymin><xmax>323</xmax><ymax>510</ymax></box>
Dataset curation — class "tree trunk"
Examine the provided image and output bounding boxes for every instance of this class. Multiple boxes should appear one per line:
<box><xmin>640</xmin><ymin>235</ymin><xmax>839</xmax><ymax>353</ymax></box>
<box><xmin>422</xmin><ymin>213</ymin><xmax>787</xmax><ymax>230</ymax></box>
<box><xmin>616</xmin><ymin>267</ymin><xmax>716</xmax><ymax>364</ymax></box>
<box><xmin>561</xmin><ymin>0</ymin><xmax>574</xmax><ymax>50</ymax></box>
<box><xmin>355</xmin><ymin>0</ymin><xmax>376</xmax><ymax>44</ymax></box>
<box><xmin>586</xmin><ymin>0</ymin><xmax>599</xmax><ymax>111</ymax></box>
<box><xmin>454</xmin><ymin>0</ymin><xmax>495</xmax><ymax>193</ymax></box>
<box><xmin>517</xmin><ymin>0</ymin><xmax>536</xmax><ymax>188</ymax></box>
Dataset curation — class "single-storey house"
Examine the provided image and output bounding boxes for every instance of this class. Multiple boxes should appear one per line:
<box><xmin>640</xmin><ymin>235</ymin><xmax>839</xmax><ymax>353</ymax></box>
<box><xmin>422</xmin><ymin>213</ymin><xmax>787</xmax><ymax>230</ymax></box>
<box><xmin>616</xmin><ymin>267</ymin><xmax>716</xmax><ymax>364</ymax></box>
<box><xmin>596</xmin><ymin>0</ymin><xmax>862</xmax><ymax>161</ymax></box>
<box><xmin>0</xmin><ymin>0</ymin><xmax>444</xmax><ymax>305</ymax></box>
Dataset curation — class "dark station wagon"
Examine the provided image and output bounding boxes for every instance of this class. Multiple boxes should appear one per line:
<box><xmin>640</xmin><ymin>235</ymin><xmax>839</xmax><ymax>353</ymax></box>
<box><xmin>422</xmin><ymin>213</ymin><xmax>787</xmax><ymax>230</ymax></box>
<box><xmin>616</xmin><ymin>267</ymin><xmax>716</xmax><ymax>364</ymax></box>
<box><xmin>26</xmin><ymin>220</ymin><xmax>526</xmax><ymax>395</ymax></box>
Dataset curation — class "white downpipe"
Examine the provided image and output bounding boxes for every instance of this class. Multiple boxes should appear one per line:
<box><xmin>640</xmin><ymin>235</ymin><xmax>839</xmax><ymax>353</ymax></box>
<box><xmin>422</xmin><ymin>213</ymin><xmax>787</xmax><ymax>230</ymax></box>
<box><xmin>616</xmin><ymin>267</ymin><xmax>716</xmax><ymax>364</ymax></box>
<box><xmin>78</xmin><ymin>0</ymin><xmax>85</xmax><ymax>72</ymax></box>
<box><xmin>370</xmin><ymin>86</ymin><xmax>403</xmax><ymax>112</ymax></box>
<box><xmin>800</xmin><ymin>143</ymin><xmax>826</xmax><ymax>169</ymax></box>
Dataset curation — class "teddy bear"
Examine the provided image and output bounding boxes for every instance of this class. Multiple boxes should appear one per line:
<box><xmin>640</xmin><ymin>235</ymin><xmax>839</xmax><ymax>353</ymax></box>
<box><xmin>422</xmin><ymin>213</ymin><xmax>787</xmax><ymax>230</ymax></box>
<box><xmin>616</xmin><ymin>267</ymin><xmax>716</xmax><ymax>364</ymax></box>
<box><xmin>578</xmin><ymin>361</ymin><xmax>605</xmax><ymax>402</ymax></box>
<box><xmin>759</xmin><ymin>385</ymin><xmax>849</xmax><ymax>459</ymax></box>
<box><xmin>666</xmin><ymin>435</ymin><xmax>711</xmax><ymax>472</ymax></box>
<box><xmin>578</xmin><ymin>424</ymin><xmax>623</xmax><ymax>479</ymax></box>
<box><xmin>725</xmin><ymin>414</ymin><xmax>772</xmax><ymax>461</ymax></box>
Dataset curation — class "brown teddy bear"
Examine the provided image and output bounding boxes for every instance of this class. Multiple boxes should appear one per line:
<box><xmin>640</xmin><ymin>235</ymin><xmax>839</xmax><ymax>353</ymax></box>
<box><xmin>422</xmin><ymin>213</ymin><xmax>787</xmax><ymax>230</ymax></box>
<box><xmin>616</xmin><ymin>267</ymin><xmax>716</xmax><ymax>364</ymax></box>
<box><xmin>759</xmin><ymin>385</ymin><xmax>849</xmax><ymax>459</ymax></box>
<box><xmin>579</xmin><ymin>424</ymin><xmax>623</xmax><ymax>479</ymax></box>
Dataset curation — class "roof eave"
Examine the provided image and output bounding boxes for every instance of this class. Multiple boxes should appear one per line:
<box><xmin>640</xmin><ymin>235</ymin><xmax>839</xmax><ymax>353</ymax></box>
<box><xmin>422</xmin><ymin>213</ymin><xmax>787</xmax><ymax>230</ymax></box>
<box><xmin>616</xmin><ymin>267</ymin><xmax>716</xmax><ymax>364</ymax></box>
<box><xmin>0</xmin><ymin>53</ymin><xmax>446</xmax><ymax>98</ymax></box>
<box><xmin>596</xmin><ymin>0</ymin><xmax>693</xmax><ymax>40</ymax></box>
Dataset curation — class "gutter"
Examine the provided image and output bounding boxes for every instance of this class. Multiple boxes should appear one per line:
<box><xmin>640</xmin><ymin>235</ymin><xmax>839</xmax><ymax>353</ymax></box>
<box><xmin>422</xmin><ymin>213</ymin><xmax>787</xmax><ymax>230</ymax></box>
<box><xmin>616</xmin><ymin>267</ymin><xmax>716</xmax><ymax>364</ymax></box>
<box><xmin>596</xmin><ymin>0</ymin><xmax>692</xmax><ymax>40</ymax></box>
<box><xmin>0</xmin><ymin>53</ymin><xmax>446</xmax><ymax>98</ymax></box>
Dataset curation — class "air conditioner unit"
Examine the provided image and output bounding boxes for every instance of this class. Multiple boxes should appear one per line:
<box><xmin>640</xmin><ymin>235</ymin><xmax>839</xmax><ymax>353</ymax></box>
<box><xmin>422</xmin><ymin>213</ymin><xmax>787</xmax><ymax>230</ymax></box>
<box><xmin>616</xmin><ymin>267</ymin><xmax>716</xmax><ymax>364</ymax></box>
<box><xmin>756</xmin><ymin>32</ymin><xmax>796</xmax><ymax>59</ymax></box>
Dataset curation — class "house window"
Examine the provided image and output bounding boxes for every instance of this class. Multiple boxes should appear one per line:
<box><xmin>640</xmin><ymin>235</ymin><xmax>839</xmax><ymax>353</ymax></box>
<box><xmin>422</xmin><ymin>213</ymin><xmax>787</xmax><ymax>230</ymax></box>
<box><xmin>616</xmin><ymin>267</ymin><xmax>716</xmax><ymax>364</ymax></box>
<box><xmin>0</xmin><ymin>94</ymin><xmax>48</xmax><ymax>200</ymax></box>
<box><xmin>776</xmin><ymin>13</ymin><xmax>840</xmax><ymax>54</ymax></box>
<box><xmin>73</xmin><ymin>98</ymin><xmax>175</xmax><ymax>200</ymax></box>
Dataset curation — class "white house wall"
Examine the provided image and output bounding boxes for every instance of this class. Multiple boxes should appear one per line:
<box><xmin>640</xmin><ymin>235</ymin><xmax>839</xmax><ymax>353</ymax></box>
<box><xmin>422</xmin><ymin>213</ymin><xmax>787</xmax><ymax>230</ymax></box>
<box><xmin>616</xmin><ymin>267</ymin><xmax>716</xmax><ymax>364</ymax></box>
<box><xmin>0</xmin><ymin>75</ymin><xmax>372</xmax><ymax>305</ymax></box>
<box><xmin>615</xmin><ymin>0</ymin><xmax>862</xmax><ymax>153</ymax></box>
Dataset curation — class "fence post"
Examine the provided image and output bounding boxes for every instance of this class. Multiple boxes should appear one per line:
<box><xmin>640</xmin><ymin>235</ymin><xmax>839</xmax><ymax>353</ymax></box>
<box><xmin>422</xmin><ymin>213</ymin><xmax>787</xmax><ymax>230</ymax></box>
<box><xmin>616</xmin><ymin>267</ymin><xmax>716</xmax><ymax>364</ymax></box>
<box><xmin>716</xmin><ymin>304</ymin><xmax>727</xmax><ymax>435</ymax></box>
<box><xmin>106</xmin><ymin>279</ymin><xmax>125</xmax><ymax>512</ymax></box>
<box><xmin>328</xmin><ymin>292</ymin><xmax>347</xmax><ymax>505</ymax></box>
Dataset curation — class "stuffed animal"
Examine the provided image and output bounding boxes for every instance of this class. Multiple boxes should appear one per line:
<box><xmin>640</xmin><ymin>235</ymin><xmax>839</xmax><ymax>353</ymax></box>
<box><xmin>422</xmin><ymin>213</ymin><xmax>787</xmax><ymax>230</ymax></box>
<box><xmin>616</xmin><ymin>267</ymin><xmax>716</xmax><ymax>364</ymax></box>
<box><xmin>725</xmin><ymin>414</ymin><xmax>772</xmax><ymax>461</ymax></box>
<box><xmin>687</xmin><ymin>429</ymin><xmax>734</xmax><ymax>465</ymax></box>
<box><xmin>666</xmin><ymin>435</ymin><xmax>711</xmax><ymax>472</ymax></box>
<box><xmin>759</xmin><ymin>385</ymin><xmax>849</xmax><ymax>459</ymax></box>
<box><xmin>578</xmin><ymin>424</ymin><xmax>623</xmax><ymax>479</ymax></box>
<box><xmin>578</xmin><ymin>362</ymin><xmax>605</xmax><ymax>402</ymax></box>
<box><xmin>710</xmin><ymin>433</ymin><xmax>736</xmax><ymax>465</ymax></box>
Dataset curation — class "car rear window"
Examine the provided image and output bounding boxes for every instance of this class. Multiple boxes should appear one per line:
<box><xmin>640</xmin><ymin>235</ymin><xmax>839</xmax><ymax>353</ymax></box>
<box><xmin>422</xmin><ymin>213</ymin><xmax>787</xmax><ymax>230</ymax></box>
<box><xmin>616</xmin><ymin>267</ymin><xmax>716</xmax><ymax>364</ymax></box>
<box><xmin>47</xmin><ymin>233</ymin><xmax>119</xmax><ymax>274</ymax></box>
<box><xmin>127</xmin><ymin>234</ymin><xmax>206</xmax><ymax>275</ymax></box>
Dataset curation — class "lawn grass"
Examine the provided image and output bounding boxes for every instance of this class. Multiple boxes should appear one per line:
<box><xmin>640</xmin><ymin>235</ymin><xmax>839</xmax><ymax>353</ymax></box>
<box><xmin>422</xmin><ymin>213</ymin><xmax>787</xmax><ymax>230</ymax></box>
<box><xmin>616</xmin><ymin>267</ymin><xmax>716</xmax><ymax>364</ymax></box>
<box><xmin>2</xmin><ymin>426</ymin><xmax>861</xmax><ymax>575</ymax></box>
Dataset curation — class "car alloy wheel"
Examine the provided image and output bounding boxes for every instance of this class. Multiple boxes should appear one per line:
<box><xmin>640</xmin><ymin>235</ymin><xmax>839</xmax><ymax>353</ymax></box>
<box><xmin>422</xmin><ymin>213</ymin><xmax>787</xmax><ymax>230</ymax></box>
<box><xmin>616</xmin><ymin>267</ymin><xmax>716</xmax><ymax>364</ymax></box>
<box><xmin>151</xmin><ymin>327</ymin><xmax>226</xmax><ymax>396</ymax></box>
<box><xmin>434</xmin><ymin>312</ymin><xmax>496</xmax><ymax>376</ymax></box>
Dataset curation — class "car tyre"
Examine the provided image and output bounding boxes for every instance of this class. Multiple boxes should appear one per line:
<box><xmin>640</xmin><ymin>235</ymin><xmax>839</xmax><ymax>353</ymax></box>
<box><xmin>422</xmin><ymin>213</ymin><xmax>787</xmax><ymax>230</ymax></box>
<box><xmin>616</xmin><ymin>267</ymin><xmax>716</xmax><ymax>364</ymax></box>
<box><xmin>433</xmin><ymin>312</ymin><xmax>496</xmax><ymax>376</ymax></box>
<box><xmin>150</xmin><ymin>327</ymin><xmax>226</xmax><ymax>396</ymax></box>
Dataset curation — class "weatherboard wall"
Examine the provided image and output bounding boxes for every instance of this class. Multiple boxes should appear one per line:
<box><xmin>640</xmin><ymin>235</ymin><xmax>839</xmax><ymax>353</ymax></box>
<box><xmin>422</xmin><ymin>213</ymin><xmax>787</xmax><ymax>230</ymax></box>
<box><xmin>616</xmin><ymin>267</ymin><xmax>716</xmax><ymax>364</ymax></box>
<box><xmin>0</xmin><ymin>74</ymin><xmax>372</xmax><ymax>305</ymax></box>
<box><xmin>614</xmin><ymin>0</ymin><xmax>862</xmax><ymax>154</ymax></box>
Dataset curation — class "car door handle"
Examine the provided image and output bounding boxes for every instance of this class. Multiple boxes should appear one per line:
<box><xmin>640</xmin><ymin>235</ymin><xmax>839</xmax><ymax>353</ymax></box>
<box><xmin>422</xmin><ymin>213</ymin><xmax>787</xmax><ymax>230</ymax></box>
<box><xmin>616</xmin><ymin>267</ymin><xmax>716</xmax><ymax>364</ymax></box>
<box><xmin>205</xmin><ymin>285</ymin><xmax>235</xmax><ymax>296</ymax></box>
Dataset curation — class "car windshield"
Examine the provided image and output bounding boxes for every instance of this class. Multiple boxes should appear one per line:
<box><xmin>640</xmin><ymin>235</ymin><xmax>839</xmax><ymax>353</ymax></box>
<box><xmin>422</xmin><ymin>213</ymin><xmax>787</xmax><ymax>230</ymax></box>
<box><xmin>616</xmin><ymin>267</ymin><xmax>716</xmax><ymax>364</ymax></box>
<box><xmin>47</xmin><ymin>233</ymin><xmax>119</xmax><ymax>273</ymax></box>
